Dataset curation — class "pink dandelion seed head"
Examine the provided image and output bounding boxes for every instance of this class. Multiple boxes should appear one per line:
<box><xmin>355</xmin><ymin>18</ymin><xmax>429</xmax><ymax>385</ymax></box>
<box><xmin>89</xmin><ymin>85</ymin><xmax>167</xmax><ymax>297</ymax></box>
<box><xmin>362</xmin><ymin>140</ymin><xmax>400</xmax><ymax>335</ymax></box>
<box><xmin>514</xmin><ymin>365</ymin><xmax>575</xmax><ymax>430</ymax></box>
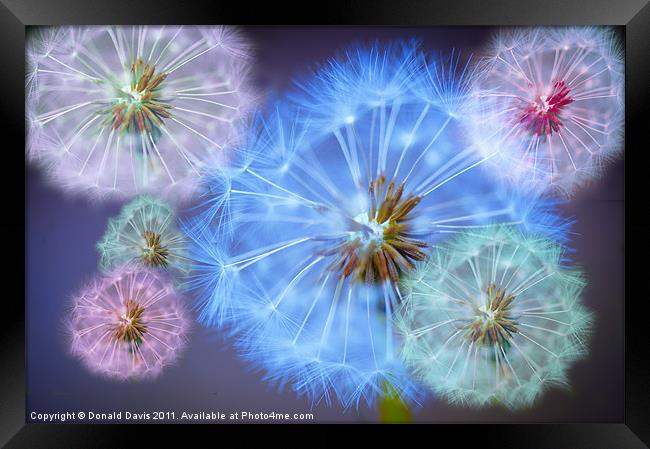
<box><xmin>465</xmin><ymin>27</ymin><xmax>624</xmax><ymax>196</ymax></box>
<box><xmin>65</xmin><ymin>264</ymin><xmax>191</xmax><ymax>381</ymax></box>
<box><xmin>26</xmin><ymin>26</ymin><xmax>257</xmax><ymax>203</ymax></box>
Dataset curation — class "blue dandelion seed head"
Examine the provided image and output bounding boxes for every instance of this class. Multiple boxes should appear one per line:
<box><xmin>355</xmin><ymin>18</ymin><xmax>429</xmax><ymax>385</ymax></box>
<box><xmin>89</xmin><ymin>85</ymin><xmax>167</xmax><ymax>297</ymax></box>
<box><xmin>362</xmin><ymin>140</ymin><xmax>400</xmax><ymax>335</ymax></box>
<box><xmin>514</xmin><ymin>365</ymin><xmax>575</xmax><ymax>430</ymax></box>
<box><xmin>184</xmin><ymin>40</ymin><xmax>575</xmax><ymax>409</ymax></box>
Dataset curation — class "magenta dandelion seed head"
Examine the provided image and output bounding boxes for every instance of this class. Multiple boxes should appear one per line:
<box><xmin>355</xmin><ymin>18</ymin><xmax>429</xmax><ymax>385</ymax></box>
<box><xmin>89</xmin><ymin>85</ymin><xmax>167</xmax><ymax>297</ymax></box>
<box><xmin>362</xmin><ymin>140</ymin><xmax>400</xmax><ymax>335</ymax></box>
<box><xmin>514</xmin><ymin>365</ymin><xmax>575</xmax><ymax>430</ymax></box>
<box><xmin>465</xmin><ymin>27</ymin><xmax>624</xmax><ymax>196</ymax></box>
<box><xmin>26</xmin><ymin>25</ymin><xmax>256</xmax><ymax>202</ymax></box>
<box><xmin>65</xmin><ymin>264</ymin><xmax>190</xmax><ymax>381</ymax></box>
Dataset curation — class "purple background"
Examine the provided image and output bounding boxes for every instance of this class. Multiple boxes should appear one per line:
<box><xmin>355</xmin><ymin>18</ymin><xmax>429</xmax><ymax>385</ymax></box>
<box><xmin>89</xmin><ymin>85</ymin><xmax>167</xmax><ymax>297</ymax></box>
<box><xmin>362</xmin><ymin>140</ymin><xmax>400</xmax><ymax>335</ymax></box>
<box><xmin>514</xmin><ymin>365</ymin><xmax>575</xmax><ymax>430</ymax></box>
<box><xmin>26</xmin><ymin>26</ymin><xmax>624</xmax><ymax>423</ymax></box>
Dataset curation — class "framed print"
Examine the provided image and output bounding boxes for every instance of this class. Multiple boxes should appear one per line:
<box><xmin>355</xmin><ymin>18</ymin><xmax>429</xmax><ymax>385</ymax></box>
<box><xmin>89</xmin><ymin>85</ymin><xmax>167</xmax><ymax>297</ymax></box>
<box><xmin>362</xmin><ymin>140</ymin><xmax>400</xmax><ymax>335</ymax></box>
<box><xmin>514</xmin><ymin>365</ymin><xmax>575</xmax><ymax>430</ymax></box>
<box><xmin>3</xmin><ymin>0</ymin><xmax>649</xmax><ymax>446</ymax></box>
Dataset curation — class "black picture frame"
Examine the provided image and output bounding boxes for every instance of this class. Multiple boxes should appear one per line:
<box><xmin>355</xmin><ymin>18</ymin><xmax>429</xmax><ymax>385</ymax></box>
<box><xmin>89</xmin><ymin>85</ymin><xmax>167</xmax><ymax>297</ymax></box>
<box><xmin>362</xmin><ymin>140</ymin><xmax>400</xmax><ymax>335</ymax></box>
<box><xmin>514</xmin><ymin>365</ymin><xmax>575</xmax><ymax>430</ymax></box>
<box><xmin>5</xmin><ymin>0</ymin><xmax>649</xmax><ymax>446</ymax></box>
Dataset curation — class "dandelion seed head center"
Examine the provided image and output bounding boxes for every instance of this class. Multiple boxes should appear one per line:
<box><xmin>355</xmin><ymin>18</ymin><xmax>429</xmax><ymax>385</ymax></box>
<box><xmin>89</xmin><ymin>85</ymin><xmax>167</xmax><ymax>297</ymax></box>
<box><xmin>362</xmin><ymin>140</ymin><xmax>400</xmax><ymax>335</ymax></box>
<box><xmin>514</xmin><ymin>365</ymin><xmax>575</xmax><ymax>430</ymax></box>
<box><xmin>142</xmin><ymin>230</ymin><xmax>169</xmax><ymax>268</ymax></box>
<box><xmin>111</xmin><ymin>57</ymin><xmax>172</xmax><ymax>134</ymax></box>
<box><xmin>120</xmin><ymin>85</ymin><xmax>143</xmax><ymax>102</ymax></box>
<box><xmin>114</xmin><ymin>299</ymin><xmax>147</xmax><ymax>345</ymax></box>
<box><xmin>351</xmin><ymin>212</ymin><xmax>388</xmax><ymax>243</ymax></box>
<box><xmin>478</xmin><ymin>303</ymin><xmax>496</xmax><ymax>320</ymax></box>
<box><xmin>518</xmin><ymin>80</ymin><xmax>575</xmax><ymax>136</ymax></box>
<box><xmin>326</xmin><ymin>175</ymin><xmax>428</xmax><ymax>284</ymax></box>
<box><xmin>463</xmin><ymin>283</ymin><xmax>519</xmax><ymax>347</ymax></box>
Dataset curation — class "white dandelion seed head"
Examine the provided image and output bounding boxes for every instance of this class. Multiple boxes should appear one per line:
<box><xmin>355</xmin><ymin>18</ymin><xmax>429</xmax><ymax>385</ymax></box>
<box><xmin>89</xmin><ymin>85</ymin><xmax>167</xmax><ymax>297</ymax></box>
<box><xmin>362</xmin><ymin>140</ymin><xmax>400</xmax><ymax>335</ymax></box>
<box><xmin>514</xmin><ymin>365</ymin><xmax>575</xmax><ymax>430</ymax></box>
<box><xmin>464</xmin><ymin>27</ymin><xmax>624</xmax><ymax>196</ymax></box>
<box><xmin>97</xmin><ymin>195</ymin><xmax>189</xmax><ymax>275</ymax></box>
<box><xmin>396</xmin><ymin>225</ymin><xmax>593</xmax><ymax>409</ymax></box>
<box><xmin>26</xmin><ymin>25</ymin><xmax>256</xmax><ymax>203</ymax></box>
